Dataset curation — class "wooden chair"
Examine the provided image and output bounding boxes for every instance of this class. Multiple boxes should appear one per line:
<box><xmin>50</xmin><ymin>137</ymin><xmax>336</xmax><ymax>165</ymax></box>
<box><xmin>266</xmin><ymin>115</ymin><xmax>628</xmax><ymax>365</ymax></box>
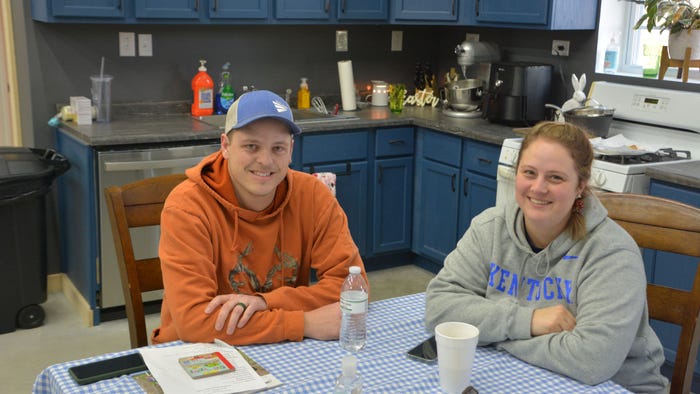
<box><xmin>598</xmin><ymin>193</ymin><xmax>700</xmax><ymax>394</ymax></box>
<box><xmin>104</xmin><ymin>173</ymin><xmax>187</xmax><ymax>348</ymax></box>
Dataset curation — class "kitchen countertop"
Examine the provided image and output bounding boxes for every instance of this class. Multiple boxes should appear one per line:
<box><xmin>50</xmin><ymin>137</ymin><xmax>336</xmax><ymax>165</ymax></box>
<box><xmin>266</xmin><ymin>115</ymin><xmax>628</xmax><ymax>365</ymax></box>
<box><xmin>55</xmin><ymin>103</ymin><xmax>700</xmax><ymax>191</ymax></box>
<box><xmin>646</xmin><ymin>162</ymin><xmax>700</xmax><ymax>190</ymax></box>
<box><xmin>56</xmin><ymin>105</ymin><xmax>521</xmax><ymax>147</ymax></box>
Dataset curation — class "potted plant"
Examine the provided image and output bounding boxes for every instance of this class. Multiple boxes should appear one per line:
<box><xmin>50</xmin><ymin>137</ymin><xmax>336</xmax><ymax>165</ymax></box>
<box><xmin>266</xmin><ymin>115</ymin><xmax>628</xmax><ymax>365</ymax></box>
<box><xmin>630</xmin><ymin>0</ymin><xmax>700</xmax><ymax>59</ymax></box>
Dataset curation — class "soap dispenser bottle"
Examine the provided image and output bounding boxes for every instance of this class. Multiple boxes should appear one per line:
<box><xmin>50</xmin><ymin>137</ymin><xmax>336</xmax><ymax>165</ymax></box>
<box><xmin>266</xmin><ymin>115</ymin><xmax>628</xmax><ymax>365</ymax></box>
<box><xmin>603</xmin><ymin>35</ymin><xmax>620</xmax><ymax>73</ymax></box>
<box><xmin>215</xmin><ymin>62</ymin><xmax>235</xmax><ymax>114</ymax></box>
<box><xmin>191</xmin><ymin>59</ymin><xmax>214</xmax><ymax>116</ymax></box>
<box><xmin>297</xmin><ymin>77</ymin><xmax>310</xmax><ymax>110</ymax></box>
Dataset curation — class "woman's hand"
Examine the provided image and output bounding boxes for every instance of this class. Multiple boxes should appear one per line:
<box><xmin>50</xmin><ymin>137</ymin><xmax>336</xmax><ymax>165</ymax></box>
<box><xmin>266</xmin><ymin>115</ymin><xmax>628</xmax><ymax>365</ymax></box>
<box><xmin>531</xmin><ymin>304</ymin><xmax>576</xmax><ymax>336</ymax></box>
<box><xmin>205</xmin><ymin>294</ymin><xmax>268</xmax><ymax>335</ymax></box>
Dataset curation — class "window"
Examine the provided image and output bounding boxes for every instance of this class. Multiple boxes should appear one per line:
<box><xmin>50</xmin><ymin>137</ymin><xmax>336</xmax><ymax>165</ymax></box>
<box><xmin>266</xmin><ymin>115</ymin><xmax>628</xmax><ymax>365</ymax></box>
<box><xmin>596</xmin><ymin>0</ymin><xmax>699</xmax><ymax>83</ymax></box>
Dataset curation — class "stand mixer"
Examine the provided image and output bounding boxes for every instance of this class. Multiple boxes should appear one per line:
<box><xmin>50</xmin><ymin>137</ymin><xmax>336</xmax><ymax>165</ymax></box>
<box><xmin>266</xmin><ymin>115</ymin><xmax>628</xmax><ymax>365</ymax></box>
<box><xmin>442</xmin><ymin>40</ymin><xmax>500</xmax><ymax>118</ymax></box>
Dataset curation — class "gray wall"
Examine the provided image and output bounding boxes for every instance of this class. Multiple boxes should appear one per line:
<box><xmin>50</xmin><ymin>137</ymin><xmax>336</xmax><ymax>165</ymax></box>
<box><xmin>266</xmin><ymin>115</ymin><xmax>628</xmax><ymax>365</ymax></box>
<box><xmin>11</xmin><ymin>0</ymin><xmax>700</xmax><ymax>274</ymax></box>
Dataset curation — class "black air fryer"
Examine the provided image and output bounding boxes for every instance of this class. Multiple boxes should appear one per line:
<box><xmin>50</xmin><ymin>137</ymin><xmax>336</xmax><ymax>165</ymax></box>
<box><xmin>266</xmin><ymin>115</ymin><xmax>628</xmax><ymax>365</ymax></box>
<box><xmin>483</xmin><ymin>62</ymin><xmax>552</xmax><ymax>126</ymax></box>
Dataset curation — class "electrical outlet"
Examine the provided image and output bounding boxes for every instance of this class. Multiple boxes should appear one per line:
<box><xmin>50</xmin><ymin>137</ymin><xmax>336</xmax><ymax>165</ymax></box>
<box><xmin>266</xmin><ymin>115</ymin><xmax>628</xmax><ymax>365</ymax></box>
<box><xmin>138</xmin><ymin>34</ymin><xmax>152</xmax><ymax>57</ymax></box>
<box><xmin>551</xmin><ymin>40</ymin><xmax>570</xmax><ymax>56</ymax></box>
<box><xmin>336</xmin><ymin>30</ymin><xmax>348</xmax><ymax>52</ymax></box>
<box><xmin>391</xmin><ymin>30</ymin><xmax>403</xmax><ymax>52</ymax></box>
<box><xmin>119</xmin><ymin>32</ymin><xmax>136</xmax><ymax>57</ymax></box>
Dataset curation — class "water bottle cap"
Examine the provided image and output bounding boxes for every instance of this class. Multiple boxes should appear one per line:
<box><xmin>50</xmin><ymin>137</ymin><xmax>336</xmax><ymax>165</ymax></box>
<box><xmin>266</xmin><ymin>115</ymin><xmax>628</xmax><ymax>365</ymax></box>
<box><xmin>341</xmin><ymin>355</ymin><xmax>357</xmax><ymax>375</ymax></box>
<box><xmin>349</xmin><ymin>266</ymin><xmax>361</xmax><ymax>275</ymax></box>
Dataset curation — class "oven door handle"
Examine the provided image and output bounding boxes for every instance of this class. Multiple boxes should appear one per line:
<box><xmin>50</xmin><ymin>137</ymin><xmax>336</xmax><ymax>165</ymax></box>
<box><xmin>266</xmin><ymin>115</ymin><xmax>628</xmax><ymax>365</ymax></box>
<box><xmin>103</xmin><ymin>157</ymin><xmax>204</xmax><ymax>172</ymax></box>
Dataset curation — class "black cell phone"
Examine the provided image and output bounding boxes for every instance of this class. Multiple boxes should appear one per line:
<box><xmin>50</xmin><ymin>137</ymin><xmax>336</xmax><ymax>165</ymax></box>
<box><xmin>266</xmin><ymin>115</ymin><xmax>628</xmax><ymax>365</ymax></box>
<box><xmin>68</xmin><ymin>352</ymin><xmax>148</xmax><ymax>385</ymax></box>
<box><xmin>407</xmin><ymin>335</ymin><xmax>438</xmax><ymax>363</ymax></box>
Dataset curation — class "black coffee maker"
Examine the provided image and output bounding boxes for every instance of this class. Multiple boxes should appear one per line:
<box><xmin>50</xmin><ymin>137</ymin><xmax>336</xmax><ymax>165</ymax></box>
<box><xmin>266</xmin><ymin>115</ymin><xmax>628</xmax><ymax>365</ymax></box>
<box><xmin>483</xmin><ymin>62</ymin><xmax>552</xmax><ymax>126</ymax></box>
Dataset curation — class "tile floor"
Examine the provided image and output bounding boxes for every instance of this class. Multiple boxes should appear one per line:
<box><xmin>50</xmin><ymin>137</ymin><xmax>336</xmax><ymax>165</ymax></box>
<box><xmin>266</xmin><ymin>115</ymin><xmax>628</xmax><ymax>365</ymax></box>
<box><xmin>0</xmin><ymin>264</ymin><xmax>435</xmax><ymax>393</ymax></box>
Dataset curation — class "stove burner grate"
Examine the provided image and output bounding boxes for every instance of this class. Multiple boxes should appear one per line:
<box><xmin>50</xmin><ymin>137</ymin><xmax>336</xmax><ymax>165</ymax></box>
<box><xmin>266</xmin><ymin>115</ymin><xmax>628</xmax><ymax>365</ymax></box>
<box><xmin>597</xmin><ymin>149</ymin><xmax>691</xmax><ymax>165</ymax></box>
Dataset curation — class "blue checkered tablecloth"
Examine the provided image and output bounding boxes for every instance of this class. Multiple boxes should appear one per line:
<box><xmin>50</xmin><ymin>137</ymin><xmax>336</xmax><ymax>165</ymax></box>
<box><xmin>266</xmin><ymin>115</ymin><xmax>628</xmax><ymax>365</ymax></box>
<box><xmin>33</xmin><ymin>293</ymin><xmax>631</xmax><ymax>393</ymax></box>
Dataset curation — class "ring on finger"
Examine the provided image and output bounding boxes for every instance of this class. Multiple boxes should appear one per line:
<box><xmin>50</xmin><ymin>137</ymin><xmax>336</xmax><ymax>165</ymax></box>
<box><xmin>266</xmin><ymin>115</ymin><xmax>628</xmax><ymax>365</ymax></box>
<box><xmin>235</xmin><ymin>302</ymin><xmax>247</xmax><ymax>312</ymax></box>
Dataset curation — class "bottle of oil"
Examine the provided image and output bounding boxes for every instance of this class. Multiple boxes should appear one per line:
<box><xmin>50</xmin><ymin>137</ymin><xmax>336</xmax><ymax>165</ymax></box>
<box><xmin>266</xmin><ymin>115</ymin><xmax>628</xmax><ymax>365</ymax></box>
<box><xmin>297</xmin><ymin>77</ymin><xmax>310</xmax><ymax>110</ymax></box>
<box><xmin>191</xmin><ymin>60</ymin><xmax>214</xmax><ymax>116</ymax></box>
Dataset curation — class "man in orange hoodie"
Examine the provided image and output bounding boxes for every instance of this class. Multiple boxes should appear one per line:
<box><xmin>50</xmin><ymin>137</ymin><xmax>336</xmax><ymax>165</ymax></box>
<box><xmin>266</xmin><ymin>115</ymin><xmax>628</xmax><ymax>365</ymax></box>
<box><xmin>152</xmin><ymin>90</ymin><xmax>368</xmax><ymax>345</ymax></box>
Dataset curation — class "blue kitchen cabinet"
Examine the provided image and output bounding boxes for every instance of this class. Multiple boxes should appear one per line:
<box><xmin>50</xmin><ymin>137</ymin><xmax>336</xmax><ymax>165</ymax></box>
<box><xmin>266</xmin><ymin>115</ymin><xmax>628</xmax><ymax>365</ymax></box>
<box><xmin>134</xmin><ymin>0</ymin><xmax>200</xmax><ymax>19</ymax></box>
<box><xmin>209</xmin><ymin>0</ymin><xmax>269</xmax><ymax>19</ymax></box>
<box><xmin>648</xmin><ymin>179</ymin><xmax>700</xmax><ymax>373</ymax></box>
<box><xmin>55</xmin><ymin>131</ymin><xmax>100</xmax><ymax>325</ymax></box>
<box><xmin>302</xmin><ymin>130</ymin><xmax>370</xmax><ymax>256</ymax></box>
<box><xmin>458</xmin><ymin>139</ymin><xmax>499</xmax><ymax>237</ymax></box>
<box><xmin>338</xmin><ymin>0</ymin><xmax>389</xmax><ymax>20</ymax></box>
<box><xmin>275</xmin><ymin>0</ymin><xmax>388</xmax><ymax>21</ymax></box>
<box><xmin>413</xmin><ymin>129</ymin><xmax>461</xmax><ymax>264</ymax></box>
<box><xmin>275</xmin><ymin>0</ymin><xmax>331</xmax><ymax>20</ymax></box>
<box><xmin>391</xmin><ymin>0</ymin><xmax>459</xmax><ymax>22</ymax></box>
<box><xmin>32</xmin><ymin>0</ymin><xmax>126</xmax><ymax>21</ymax></box>
<box><xmin>464</xmin><ymin>0</ymin><xmax>598</xmax><ymax>30</ymax></box>
<box><xmin>372</xmin><ymin>127</ymin><xmax>414</xmax><ymax>254</ymax></box>
<box><xmin>414</xmin><ymin>129</ymin><xmax>499</xmax><ymax>267</ymax></box>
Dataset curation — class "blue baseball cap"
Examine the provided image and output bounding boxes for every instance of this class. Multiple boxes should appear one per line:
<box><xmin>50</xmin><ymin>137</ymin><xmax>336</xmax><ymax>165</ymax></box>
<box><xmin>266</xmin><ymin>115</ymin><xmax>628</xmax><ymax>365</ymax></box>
<box><xmin>224</xmin><ymin>90</ymin><xmax>301</xmax><ymax>136</ymax></box>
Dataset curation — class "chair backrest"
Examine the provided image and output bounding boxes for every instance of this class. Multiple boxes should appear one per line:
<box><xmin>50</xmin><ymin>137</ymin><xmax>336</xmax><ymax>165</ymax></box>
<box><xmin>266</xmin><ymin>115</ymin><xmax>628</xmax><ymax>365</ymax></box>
<box><xmin>598</xmin><ymin>193</ymin><xmax>700</xmax><ymax>394</ymax></box>
<box><xmin>104</xmin><ymin>173</ymin><xmax>187</xmax><ymax>348</ymax></box>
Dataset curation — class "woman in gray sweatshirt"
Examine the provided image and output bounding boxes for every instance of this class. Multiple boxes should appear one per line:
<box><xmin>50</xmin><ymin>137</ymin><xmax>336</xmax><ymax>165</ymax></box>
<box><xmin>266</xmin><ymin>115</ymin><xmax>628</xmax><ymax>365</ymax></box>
<box><xmin>425</xmin><ymin>122</ymin><xmax>668</xmax><ymax>393</ymax></box>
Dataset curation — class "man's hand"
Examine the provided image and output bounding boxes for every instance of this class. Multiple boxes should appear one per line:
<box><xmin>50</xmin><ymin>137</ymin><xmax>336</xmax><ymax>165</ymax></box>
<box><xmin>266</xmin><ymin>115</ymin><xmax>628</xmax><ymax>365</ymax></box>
<box><xmin>531</xmin><ymin>304</ymin><xmax>576</xmax><ymax>336</ymax></box>
<box><xmin>303</xmin><ymin>302</ymin><xmax>342</xmax><ymax>340</ymax></box>
<box><xmin>205</xmin><ymin>294</ymin><xmax>268</xmax><ymax>335</ymax></box>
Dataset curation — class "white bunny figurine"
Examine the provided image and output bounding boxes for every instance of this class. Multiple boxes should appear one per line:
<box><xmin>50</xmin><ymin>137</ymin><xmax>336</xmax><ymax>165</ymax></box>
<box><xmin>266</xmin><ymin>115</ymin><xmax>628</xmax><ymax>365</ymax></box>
<box><xmin>561</xmin><ymin>73</ymin><xmax>587</xmax><ymax>112</ymax></box>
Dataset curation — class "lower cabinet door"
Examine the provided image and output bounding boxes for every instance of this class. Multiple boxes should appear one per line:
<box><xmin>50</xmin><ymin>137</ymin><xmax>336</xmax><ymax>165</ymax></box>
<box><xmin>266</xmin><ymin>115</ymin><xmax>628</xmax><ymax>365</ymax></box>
<box><xmin>372</xmin><ymin>157</ymin><xmax>413</xmax><ymax>254</ymax></box>
<box><xmin>304</xmin><ymin>161</ymin><xmax>368</xmax><ymax>256</ymax></box>
<box><xmin>412</xmin><ymin>158</ymin><xmax>459</xmax><ymax>264</ymax></box>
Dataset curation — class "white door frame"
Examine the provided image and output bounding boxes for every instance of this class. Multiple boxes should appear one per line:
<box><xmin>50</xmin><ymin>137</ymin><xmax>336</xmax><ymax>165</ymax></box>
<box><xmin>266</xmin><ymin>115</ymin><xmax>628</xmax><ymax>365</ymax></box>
<box><xmin>0</xmin><ymin>1</ymin><xmax>21</xmax><ymax>146</ymax></box>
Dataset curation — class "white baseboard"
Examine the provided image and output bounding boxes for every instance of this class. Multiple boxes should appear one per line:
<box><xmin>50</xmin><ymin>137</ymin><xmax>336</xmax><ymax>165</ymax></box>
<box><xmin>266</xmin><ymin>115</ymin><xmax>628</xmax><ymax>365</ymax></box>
<box><xmin>47</xmin><ymin>273</ymin><xmax>94</xmax><ymax>327</ymax></box>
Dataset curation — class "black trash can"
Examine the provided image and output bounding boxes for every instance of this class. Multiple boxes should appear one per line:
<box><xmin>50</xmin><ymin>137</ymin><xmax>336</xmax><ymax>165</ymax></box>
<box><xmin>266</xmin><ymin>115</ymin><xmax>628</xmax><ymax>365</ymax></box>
<box><xmin>0</xmin><ymin>147</ymin><xmax>69</xmax><ymax>334</ymax></box>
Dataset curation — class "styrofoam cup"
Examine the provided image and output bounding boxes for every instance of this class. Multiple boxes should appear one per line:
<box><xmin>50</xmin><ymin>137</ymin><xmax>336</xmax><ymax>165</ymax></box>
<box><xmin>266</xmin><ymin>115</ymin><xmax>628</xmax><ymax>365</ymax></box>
<box><xmin>435</xmin><ymin>322</ymin><xmax>479</xmax><ymax>394</ymax></box>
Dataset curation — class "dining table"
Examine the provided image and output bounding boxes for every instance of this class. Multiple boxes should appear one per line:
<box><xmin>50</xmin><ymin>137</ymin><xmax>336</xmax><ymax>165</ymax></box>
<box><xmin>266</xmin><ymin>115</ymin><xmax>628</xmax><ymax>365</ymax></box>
<box><xmin>33</xmin><ymin>292</ymin><xmax>631</xmax><ymax>393</ymax></box>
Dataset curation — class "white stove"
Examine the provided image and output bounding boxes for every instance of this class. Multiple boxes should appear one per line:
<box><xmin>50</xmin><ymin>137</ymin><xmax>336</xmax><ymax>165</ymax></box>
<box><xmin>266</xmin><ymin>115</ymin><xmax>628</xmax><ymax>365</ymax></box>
<box><xmin>497</xmin><ymin>82</ymin><xmax>700</xmax><ymax>203</ymax></box>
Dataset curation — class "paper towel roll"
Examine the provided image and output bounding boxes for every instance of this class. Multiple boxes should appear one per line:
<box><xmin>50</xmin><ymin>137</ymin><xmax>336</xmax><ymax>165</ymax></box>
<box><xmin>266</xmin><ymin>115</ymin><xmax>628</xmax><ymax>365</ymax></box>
<box><xmin>337</xmin><ymin>60</ymin><xmax>357</xmax><ymax>111</ymax></box>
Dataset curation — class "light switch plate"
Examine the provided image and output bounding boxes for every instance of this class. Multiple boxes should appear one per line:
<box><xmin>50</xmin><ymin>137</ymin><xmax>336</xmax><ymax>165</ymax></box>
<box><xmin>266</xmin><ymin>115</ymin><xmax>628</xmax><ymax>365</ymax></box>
<box><xmin>138</xmin><ymin>34</ymin><xmax>152</xmax><ymax>57</ymax></box>
<box><xmin>336</xmin><ymin>30</ymin><xmax>348</xmax><ymax>52</ymax></box>
<box><xmin>391</xmin><ymin>31</ymin><xmax>403</xmax><ymax>51</ymax></box>
<box><xmin>119</xmin><ymin>32</ymin><xmax>136</xmax><ymax>57</ymax></box>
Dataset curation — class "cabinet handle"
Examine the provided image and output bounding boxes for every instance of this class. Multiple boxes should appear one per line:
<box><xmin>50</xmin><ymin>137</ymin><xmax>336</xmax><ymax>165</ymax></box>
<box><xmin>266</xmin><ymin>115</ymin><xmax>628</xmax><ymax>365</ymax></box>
<box><xmin>388</xmin><ymin>139</ymin><xmax>405</xmax><ymax>145</ymax></box>
<box><xmin>325</xmin><ymin>0</ymin><xmax>330</xmax><ymax>13</ymax></box>
<box><xmin>343</xmin><ymin>162</ymin><xmax>352</xmax><ymax>175</ymax></box>
<box><xmin>452</xmin><ymin>0</ymin><xmax>456</xmax><ymax>15</ymax></box>
<box><xmin>117</xmin><ymin>0</ymin><xmax>122</xmax><ymax>10</ymax></box>
<box><xmin>475</xmin><ymin>0</ymin><xmax>479</xmax><ymax>16</ymax></box>
<box><xmin>194</xmin><ymin>0</ymin><xmax>199</xmax><ymax>12</ymax></box>
<box><xmin>463</xmin><ymin>176</ymin><xmax>469</xmax><ymax>197</ymax></box>
<box><xmin>103</xmin><ymin>157</ymin><xmax>204</xmax><ymax>172</ymax></box>
<box><xmin>213</xmin><ymin>0</ymin><xmax>218</xmax><ymax>12</ymax></box>
<box><xmin>451</xmin><ymin>174</ymin><xmax>456</xmax><ymax>192</ymax></box>
<box><xmin>477</xmin><ymin>157</ymin><xmax>492</xmax><ymax>165</ymax></box>
<box><xmin>341</xmin><ymin>0</ymin><xmax>346</xmax><ymax>13</ymax></box>
<box><xmin>378</xmin><ymin>165</ymin><xmax>383</xmax><ymax>184</ymax></box>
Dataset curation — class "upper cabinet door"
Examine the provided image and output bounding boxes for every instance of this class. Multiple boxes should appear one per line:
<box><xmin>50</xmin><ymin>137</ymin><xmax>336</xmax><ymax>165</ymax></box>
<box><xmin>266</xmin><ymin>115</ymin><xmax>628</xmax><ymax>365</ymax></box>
<box><xmin>275</xmin><ymin>0</ymin><xmax>331</xmax><ymax>20</ymax></box>
<box><xmin>391</xmin><ymin>0</ymin><xmax>458</xmax><ymax>22</ymax></box>
<box><xmin>209</xmin><ymin>0</ymin><xmax>269</xmax><ymax>19</ymax></box>
<box><xmin>337</xmin><ymin>0</ymin><xmax>388</xmax><ymax>21</ymax></box>
<box><xmin>134</xmin><ymin>0</ymin><xmax>200</xmax><ymax>19</ymax></box>
<box><xmin>467</xmin><ymin>0</ymin><xmax>598</xmax><ymax>30</ymax></box>
<box><xmin>475</xmin><ymin>0</ymin><xmax>549</xmax><ymax>25</ymax></box>
<box><xmin>50</xmin><ymin>0</ymin><xmax>125</xmax><ymax>18</ymax></box>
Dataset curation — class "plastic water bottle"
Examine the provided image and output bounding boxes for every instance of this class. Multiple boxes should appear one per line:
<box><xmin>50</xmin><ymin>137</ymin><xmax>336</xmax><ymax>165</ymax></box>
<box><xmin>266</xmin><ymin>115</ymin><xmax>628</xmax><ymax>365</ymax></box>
<box><xmin>339</xmin><ymin>266</ymin><xmax>368</xmax><ymax>352</ymax></box>
<box><xmin>333</xmin><ymin>355</ymin><xmax>362</xmax><ymax>394</ymax></box>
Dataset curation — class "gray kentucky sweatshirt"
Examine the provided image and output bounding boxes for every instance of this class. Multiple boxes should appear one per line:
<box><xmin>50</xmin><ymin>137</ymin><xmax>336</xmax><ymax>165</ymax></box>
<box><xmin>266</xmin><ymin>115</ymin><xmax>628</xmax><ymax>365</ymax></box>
<box><xmin>425</xmin><ymin>193</ymin><xmax>668</xmax><ymax>393</ymax></box>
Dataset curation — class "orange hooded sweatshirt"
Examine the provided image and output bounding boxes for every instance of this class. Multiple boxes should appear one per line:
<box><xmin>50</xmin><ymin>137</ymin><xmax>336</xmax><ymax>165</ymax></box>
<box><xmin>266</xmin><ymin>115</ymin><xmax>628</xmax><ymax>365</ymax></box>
<box><xmin>152</xmin><ymin>151</ymin><xmax>367</xmax><ymax>345</ymax></box>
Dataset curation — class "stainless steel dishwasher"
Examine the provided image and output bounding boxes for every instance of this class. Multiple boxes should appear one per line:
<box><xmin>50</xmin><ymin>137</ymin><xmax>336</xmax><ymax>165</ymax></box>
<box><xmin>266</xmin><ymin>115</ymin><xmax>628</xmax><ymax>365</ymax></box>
<box><xmin>97</xmin><ymin>143</ymin><xmax>220</xmax><ymax>309</ymax></box>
